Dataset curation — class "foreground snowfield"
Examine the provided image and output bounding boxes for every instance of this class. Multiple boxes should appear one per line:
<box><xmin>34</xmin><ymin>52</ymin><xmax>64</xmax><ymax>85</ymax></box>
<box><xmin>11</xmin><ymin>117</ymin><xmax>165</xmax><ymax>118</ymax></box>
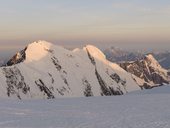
<box><xmin>0</xmin><ymin>86</ymin><xmax>170</xmax><ymax>128</ymax></box>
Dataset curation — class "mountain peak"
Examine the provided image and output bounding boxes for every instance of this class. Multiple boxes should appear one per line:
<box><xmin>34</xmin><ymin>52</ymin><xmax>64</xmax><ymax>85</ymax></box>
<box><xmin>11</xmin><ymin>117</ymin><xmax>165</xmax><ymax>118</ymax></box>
<box><xmin>5</xmin><ymin>40</ymin><xmax>54</xmax><ymax>66</ymax></box>
<box><xmin>145</xmin><ymin>54</ymin><xmax>156</xmax><ymax>61</ymax></box>
<box><xmin>25</xmin><ymin>40</ymin><xmax>57</xmax><ymax>62</ymax></box>
<box><xmin>27</xmin><ymin>40</ymin><xmax>53</xmax><ymax>49</ymax></box>
<box><xmin>144</xmin><ymin>54</ymin><xmax>162</xmax><ymax>68</ymax></box>
<box><xmin>83</xmin><ymin>45</ymin><xmax>106</xmax><ymax>61</ymax></box>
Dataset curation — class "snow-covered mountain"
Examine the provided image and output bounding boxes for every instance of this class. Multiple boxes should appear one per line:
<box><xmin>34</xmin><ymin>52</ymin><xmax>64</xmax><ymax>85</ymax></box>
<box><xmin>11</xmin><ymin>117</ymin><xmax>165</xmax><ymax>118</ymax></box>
<box><xmin>119</xmin><ymin>54</ymin><xmax>169</xmax><ymax>89</ymax></box>
<box><xmin>0</xmin><ymin>41</ymin><xmax>142</xmax><ymax>99</ymax></box>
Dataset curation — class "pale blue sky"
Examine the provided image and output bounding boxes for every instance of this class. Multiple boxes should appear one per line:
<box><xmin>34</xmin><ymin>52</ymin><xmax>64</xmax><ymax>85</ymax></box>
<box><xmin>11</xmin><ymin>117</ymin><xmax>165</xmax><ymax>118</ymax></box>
<box><xmin>0</xmin><ymin>0</ymin><xmax>170</xmax><ymax>54</ymax></box>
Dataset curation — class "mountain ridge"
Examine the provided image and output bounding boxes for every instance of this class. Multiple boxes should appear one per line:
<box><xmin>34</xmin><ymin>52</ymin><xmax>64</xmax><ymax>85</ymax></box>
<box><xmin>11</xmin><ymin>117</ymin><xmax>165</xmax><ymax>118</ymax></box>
<box><xmin>0</xmin><ymin>41</ymin><xmax>169</xmax><ymax>99</ymax></box>
<box><xmin>119</xmin><ymin>54</ymin><xmax>169</xmax><ymax>89</ymax></box>
<box><xmin>0</xmin><ymin>41</ymin><xmax>141</xmax><ymax>99</ymax></box>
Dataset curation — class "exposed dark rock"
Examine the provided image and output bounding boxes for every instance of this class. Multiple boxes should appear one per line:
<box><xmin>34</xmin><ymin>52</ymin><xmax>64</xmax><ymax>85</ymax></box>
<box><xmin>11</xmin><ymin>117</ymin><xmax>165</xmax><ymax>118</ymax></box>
<box><xmin>56</xmin><ymin>87</ymin><xmax>68</xmax><ymax>96</ymax></box>
<box><xmin>6</xmin><ymin>47</ymin><xmax>27</xmax><ymax>66</ymax></box>
<box><xmin>86</xmin><ymin>48</ymin><xmax>96</xmax><ymax>65</ymax></box>
<box><xmin>82</xmin><ymin>78</ymin><xmax>93</xmax><ymax>97</ymax></box>
<box><xmin>48</xmin><ymin>73</ymin><xmax>54</xmax><ymax>84</ymax></box>
<box><xmin>109</xmin><ymin>87</ymin><xmax>123</xmax><ymax>95</ymax></box>
<box><xmin>35</xmin><ymin>79</ymin><xmax>55</xmax><ymax>99</ymax></box>
<box><xmin>60</xmin><ymin>75</ymin><xmax>70</xmax><ymax>90</ymax></box>
<box><xmin>51</xmin><ymin>56</ymin><xmax>70</xmax><ymax>91</ymax></box>
<box><xmin>95</xmin><ymin>68</ymin><xmax>123</xmax><ymax>96</ymax></box>
<box><xmin>110</xmin><ymin>73</ymin><xmax>121</xmax><ymax>83</ymax></box>
<box><xmin>2</xmin><ymin>66</ymin><xmax>30</xmax><ymax>99</ymax></box>
<box><xmin>51</xmin><ymin>57</ymin><xmax>62</xmax><ymax>71</ymax></box>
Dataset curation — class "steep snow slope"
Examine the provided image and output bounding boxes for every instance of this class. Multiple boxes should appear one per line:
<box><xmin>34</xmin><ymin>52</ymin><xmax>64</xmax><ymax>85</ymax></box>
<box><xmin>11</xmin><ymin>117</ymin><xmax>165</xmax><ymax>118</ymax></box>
<box><xmin>0</xmin><ymin>41</ymin><xmax>140</xmax><ymax>99</ymax></box>
<box><xmin>1</xmin><ymin>86</ymin><xmax>170</xmax><ymax>128</ymax></box>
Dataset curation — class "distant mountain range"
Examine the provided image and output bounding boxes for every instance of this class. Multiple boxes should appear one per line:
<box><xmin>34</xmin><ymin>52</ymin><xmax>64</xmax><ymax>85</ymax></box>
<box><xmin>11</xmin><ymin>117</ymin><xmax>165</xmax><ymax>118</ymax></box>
<box><xmin>153</xmin><ymin>52</ymin><xmax>170</xmax><ymax>70</ymax></box>
<box><xmin>0</xmin><ymin>41</ymin><xmax>169</xmax><ymax>99</ymax></box>
<box><xmin>104</xmin><ymin>46</ymin><xmax>170</xmax><ymax>70</ymax></box>
<box><xmin>0</xmin><ymin>60</ymin><xmax>4</xmax><ymax>66</ymax></box>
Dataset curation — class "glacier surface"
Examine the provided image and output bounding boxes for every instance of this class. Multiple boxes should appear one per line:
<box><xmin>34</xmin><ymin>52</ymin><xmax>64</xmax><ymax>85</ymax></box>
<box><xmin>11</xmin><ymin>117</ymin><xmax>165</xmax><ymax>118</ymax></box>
<box><xmin>0</xmin><ymin>85</ymin><xmax>170</xmax><ymax>128</ymax></box>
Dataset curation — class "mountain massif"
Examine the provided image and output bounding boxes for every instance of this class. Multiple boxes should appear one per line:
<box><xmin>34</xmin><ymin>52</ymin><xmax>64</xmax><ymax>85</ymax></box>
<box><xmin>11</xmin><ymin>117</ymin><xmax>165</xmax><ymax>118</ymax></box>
<box><xmin>0</xmin><ymin>41</ymin><xmax>169</xmax><ymax>99</ymax></box>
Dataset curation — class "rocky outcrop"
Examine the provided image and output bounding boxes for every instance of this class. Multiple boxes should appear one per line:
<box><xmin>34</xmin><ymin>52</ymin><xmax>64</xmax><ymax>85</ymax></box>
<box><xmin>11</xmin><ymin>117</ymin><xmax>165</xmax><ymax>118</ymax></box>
<box><xmin>119</xmin><ymin>54</ymin><xmax>169</xmax><ymax>88</ymax></box>
<box><xmin>6</xmin><ymin>47</ymin><xmax>27</xmax><ymax>66</ymax></box>
<box><xmin>2</xmin><ymin>66</ymin><xmax>30</xmax><ymax>99</ymax></box>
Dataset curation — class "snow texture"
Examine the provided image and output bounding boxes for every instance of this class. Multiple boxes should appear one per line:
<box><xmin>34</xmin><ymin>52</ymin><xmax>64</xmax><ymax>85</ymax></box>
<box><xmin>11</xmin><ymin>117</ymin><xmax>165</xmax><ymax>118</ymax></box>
<box><xmin>0</xmin><ymin>85</ymin><xmax>170</xmax><ymax>128</ymax></box>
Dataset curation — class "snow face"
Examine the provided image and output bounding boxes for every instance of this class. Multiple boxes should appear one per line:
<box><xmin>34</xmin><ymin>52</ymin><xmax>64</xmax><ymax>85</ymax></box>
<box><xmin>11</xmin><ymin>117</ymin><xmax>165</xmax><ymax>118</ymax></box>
<box><xmin>25</xmin><ymin>41</ymin><xmax>53</xmax><ymax>62</ymax></box>
<box><xmin>0</xmin><ymin>85</ymin><xmax>170</xmax><ymax>128</ymax></box>
<box><xmin>83</xmin><ymin>45</ymin><xmax>106</xmax><ymax>61</ymax></box>
<box><xmin>0</xmin><ymin>41</ymin><xmax>141</xmax><ymax>99</ymax></box>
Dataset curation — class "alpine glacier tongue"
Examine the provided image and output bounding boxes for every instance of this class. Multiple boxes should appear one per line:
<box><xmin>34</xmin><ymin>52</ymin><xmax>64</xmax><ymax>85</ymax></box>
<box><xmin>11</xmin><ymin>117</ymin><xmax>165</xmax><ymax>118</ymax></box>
<box><xmin>0</xmin><ymin>40</ymin><xmax>161</xmax><ymax>99</ymax></box>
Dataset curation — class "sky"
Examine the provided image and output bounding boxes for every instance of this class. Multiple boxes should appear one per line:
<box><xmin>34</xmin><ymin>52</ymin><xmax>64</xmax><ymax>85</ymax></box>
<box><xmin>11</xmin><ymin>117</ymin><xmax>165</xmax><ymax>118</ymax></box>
<box><xmin>0</xmin><ymin>0</ymin><xmax>170</xmax><ymax>59</ymax></box>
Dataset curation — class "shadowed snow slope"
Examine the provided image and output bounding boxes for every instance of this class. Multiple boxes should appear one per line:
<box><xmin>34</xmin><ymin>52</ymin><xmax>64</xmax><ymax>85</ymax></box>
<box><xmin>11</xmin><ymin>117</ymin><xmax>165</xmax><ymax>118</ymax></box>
<box><xmin>0</xmin><ymin>41</ymin><xmax>141</xmax><ymax>99</ymax></box>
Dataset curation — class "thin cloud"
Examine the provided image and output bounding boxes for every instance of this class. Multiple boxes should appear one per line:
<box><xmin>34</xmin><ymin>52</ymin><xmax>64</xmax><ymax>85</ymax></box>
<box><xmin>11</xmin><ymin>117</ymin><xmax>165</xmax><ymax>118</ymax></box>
<box><xmin>112</xmin><ymin>2</ymin><xmax>152</xmax><ymax>13</ymax></box>
<box><xmin>112</xmin><ymin>2</ymin><xmax>170</xmax><ymax>15</ymax></box>
<box><xmin>112</xmin><ymin>3</ymin><xmax>134</xmax><ymax>9</ymax></box>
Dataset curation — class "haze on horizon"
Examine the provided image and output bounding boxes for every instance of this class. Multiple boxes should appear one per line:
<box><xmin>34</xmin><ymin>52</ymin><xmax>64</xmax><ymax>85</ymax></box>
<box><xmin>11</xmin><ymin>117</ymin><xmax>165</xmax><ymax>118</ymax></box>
<box><xmin>0</xmin><ymin>0</ymin><xmax>170</xmax><ymax>59</ymax></box>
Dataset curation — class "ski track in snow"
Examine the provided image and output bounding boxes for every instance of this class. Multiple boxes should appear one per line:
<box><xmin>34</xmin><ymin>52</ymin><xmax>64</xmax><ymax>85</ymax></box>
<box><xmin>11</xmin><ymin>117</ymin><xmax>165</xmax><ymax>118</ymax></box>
<box><xmin>0</xmin><ymin>91</ymin><xmax>170</xmax><ymax>128</ymax></box>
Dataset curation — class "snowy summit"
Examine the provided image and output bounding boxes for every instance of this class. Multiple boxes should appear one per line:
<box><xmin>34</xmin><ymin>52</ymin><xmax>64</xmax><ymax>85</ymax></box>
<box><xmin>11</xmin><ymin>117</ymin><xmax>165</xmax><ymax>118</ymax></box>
<box><xmin>0</xmin><ymin>41</ymin><xmax>168</xmax><ymax>99</ymax></box>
